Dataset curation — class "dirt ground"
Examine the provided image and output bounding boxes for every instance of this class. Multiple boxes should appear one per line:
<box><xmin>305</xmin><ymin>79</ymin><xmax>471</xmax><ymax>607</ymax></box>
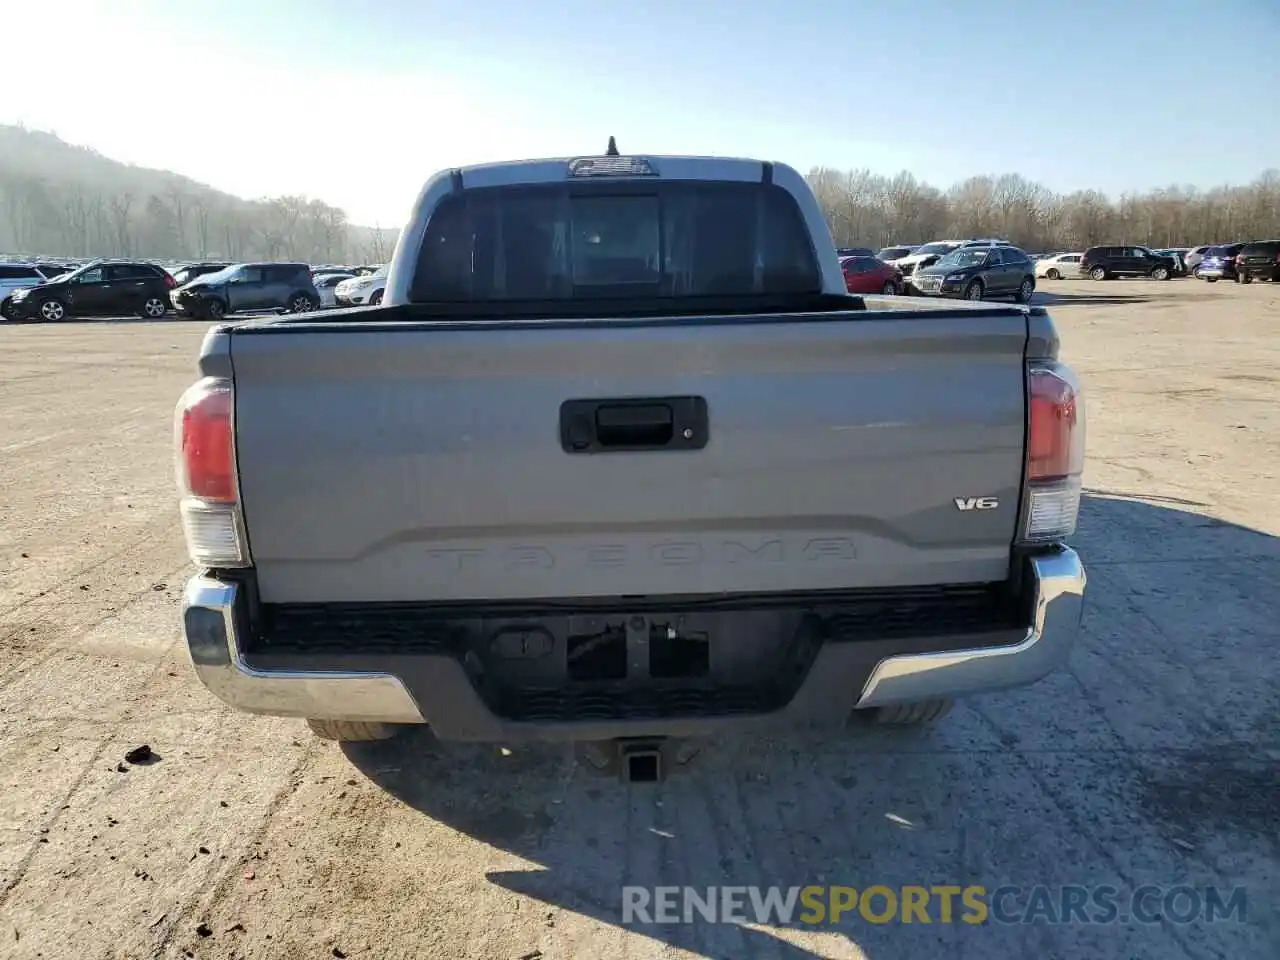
<box><xmin>1</xmin><ymin>278</ymin><xmax>1277</xmax><ymax>960</ymax></box>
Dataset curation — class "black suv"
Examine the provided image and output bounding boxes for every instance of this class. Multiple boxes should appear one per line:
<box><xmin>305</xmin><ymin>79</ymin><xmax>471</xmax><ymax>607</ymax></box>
<box><xmin>911</xmin><ymin>244</ymin><xmax>1036</xmax><ymax>302</ymax></box>
<box><xmin>171</xmin><ymin>262</ymin><xmax>320</xmax><ymax>320</ymax></box>
<box><xmin>169</xmin><ymin>262</ymin><xmax>233</xmax><ymax>287</ymax></box>
<box><xmin>1079</xmin><ymin>246</ymin><xmax>1177</xmax><ymax>281</ymax></box>
<box><xmin>5</xmin><ymin>260</ymin><xmax>175</xmax><ymax>322</ymax></box>
<box><xmin>1237</xmin><ymin>240</ymin><xmax>1280</xmax><ymax>283</ymax></box>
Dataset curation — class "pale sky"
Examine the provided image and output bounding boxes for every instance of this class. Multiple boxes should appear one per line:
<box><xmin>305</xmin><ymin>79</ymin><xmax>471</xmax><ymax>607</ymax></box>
<box><xmin>4</xmin><ymin>0</ymin><xmax>1277</xmax><ymax>227</ymax></box>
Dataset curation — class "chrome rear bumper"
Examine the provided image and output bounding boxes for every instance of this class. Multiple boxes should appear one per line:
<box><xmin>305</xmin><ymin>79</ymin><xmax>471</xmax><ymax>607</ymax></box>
<box><xmin>182</xmin><ymin>548</ymin><xmax>1086</xmax><ymax>734</ymax></box>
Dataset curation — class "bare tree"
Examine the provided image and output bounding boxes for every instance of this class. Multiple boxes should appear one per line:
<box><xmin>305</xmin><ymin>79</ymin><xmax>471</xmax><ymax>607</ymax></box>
<box><xmin>107</xmin><ymin>192</ymin><xmax>134</xmax><ymax>256</ymax></box>
<box><xmin>368</xmin><ymin>225</ymin><xmax>391</xmax><ymax>263</ymax></box>
<box><xmin>806</xmin><ymin>168</ymin><xmax>1280</xmax><ymax>252</ymax></box>
<box><xmin>192</xmin><ymin>200</ymin><xmax>211</xmax><ymax>258</ymax></box>
<box><xmin>5</xmin><ymin>119</ymin><xmax>1279</xmax><ymax>263</ymax></box>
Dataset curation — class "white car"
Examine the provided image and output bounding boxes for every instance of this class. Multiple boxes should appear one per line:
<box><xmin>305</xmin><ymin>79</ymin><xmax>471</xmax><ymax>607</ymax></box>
<box><xmin>1035</xmin><ymin>252</ymin><xmax>1083</xmax><ymax>280</ymax></box>
<box><xmin>894</xmin><ymin>241</ymin><xmax>964</xmax><ymax>288</ymax></box>
<box><xmin>313</xmin><ymin>272</ymin><xmax>355</xmax><ymax>308</ymax></box>
<box><xmin>334</xmin><ymin>266</ymin><xmax>388</xmax><ymax>307</ymax></box>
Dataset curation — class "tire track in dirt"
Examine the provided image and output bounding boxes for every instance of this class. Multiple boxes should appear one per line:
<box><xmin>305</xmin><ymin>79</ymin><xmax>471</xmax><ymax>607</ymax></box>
<box><xmin>0</xmin><ymin>513</ymin><xmax>182</xmax><ymax>622</ymax></box>
<box><xmin>149</xmin><ymin>743</ymin><xmax>320</xmax><ymax>957</ymax></box>
<box><xmin>0</xmin><ymin>568</ymin><xmax>187</xmax><ymax>692</ymax></box>
<box><xmin>0</xmin><ymin>530</ymin><xmax>187</xmax><ymax>690</ymax></box>
<box><xmin>0</xmin><ymin>629</ymin><xmax>188</xmax><ymax>907</ymax></box>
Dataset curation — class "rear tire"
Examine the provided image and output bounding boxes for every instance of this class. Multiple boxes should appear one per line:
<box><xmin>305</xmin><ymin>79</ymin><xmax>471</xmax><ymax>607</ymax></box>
<box><xmin>1192</xmin><ymin>265</ymin><xmax>1202</xmax><ymax>278</ymax></box>
<box><xmin>1150</xmin><ymin>266</ymin><xmax>1169</xmax><ymax>281</ymax></box>
<box><xmin>306</xmin><ymin>719</ymin><xmax>400</xmax><ymax>742</ymax></box>
<box><xmin>288</xmin><ymin>293</ymin><xmax>318</xmax><ymax>313</ymax></box>
<box><xmin>1205</xmin><ymin>277</ymin><xmax>1218</xmax><ymax>283</ymax></box>
<box><xmin>1238</xmin><ymin>272</ymin><xmax>1251</xmax><ymax>284</ymax></box>
<box><xmin>1090</xmin><ymin>267</ymin><xmax>1107</xmax><ymax>281</ymax></box>
<box><xmin>1046</xmin><ymin>268</ymin><xmax>1060</xmax><ymax>280</ymax></box>
<box><xmin>872</xmin><ymin>699</ymin><xmax>955</xmax><ymax>726</ymax></box>
<box><xmin>139</xmin><ymin>296</ymin><xmax>168</xmax><ymax>318</ymax></box>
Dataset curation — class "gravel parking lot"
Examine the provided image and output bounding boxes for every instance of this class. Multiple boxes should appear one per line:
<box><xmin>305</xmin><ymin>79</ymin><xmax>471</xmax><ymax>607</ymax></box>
<box><xmin>1</xmin><ymin>278</ymin><xmax>1277</xmax><ymax>960</ymax></box>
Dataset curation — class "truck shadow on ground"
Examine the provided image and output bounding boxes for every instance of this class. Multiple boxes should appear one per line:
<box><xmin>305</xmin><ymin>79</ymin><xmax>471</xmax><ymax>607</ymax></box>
<box><xmin>1030</xmin><ymin>291</ymin><xmax>1172</xmax><ymax>307</ymax></box>
<box><xmin>343</xmin><ymin>493</ymin><xmax>1279</xmax><ymax>958</ymax></box>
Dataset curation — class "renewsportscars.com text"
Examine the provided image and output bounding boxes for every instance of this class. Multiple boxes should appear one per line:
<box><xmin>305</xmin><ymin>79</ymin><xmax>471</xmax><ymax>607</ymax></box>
<box><xmin>622</xmin><ymin>884</ymin><xmax>1247</xmax><ymax>926</ymax></box>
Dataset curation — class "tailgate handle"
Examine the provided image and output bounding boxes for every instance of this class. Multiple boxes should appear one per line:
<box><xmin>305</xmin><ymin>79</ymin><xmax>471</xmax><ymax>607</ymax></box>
<box><xmin>596</xmin><ymin>404</ymin><xmax>672</xmax><ymax>446</ymax></box>
<box><xmin>560</xmin><ymin>397</ymin><xmax>708</xmax><ymax>453</ymax></box>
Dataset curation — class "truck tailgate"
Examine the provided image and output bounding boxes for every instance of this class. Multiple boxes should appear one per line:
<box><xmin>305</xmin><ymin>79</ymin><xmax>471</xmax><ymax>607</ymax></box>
<box><xmin>228</xmin><ymin>311</ymin><xmax>1029</xmax><ymax>603</ymax></box>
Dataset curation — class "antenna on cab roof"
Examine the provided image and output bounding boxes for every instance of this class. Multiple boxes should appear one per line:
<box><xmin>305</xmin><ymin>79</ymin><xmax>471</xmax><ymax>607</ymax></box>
<box><xmin>605</xmin><ymin>136</ymin><xmax>619</xmax><ymax>157</ymax></box>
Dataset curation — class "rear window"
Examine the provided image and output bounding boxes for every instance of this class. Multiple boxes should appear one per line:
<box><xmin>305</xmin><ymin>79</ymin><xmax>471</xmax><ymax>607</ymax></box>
<box><xmin>840</xmin><ymin>256</ymin><xmax>874</xmax><ymax>275</ymax></box>
<box><xmin>1242</xmin><ymin>241</ymin><xmax>1280</xmax><ymax>255</ymax></box>
<box><xmin>265</xmin><ymin>264</ymin><xmax>307</xmax><ymax>283</ymax></box>
<box><xmin>410</xmin><ymin>181</ymin><xmax>820</xmax><ymax>303</ymax></box>
<box><xmin>0</xmin><ymin>265</ymin><xmax>43</xmax><ymax>280</ymax></box>
<box><xmin>876</xmin><ymin>247</ymin><xmax>913</xmax><ymax>260</ymax></box>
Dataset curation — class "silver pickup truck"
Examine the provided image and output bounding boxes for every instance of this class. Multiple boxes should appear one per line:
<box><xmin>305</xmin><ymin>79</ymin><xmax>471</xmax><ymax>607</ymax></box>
<box><xmin>177</xmin><ymin>148</ymin><xmax>1086</xmax><ymax>781</ymax></box>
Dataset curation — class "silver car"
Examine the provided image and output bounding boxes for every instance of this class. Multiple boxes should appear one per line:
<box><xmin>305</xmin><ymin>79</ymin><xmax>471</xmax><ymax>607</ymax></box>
<box><xmin>1183</xmin><ymin>246</ymin><xmax>1212</xmax><ymax>276</ymax></box>
<box><xmin>313</xmin><ymin>272</ymin><xmax>355</xmax><ymax>308</ymax></box>
<box><xmin>0</xmin><ymin>263</ymin><xmax>50</xmax><ymax>318</ymax></box>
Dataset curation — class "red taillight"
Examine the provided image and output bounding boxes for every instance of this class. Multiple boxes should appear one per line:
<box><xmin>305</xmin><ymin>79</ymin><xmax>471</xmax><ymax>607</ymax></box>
<box><xmin>1235</xmin><ymin>254</ymin><xmax>1244</xmax><ymax>266</ymax></box>
<box><xmin>180</xmin><ymin>383</ymin><xmax>236</xmax><ymax>502</ymax></box>
<box><xmin>164</xmin><ymin>273</ymin><xmax>177</xmax><ymax>288</ymax></box>
<box><xmin>175</xmin><ymin>378</ymin><xmax>248</xmax><ymax>566</ymax></box>
<box><xmin>1028</xmin><ymin>367</ymin><xmax>1082</xmax><ymax>481</ymax></box>
<box><xmin>1022</xmin><ymin>363</ymin><xmax>1085</xmax><ymax>543</ymax></box>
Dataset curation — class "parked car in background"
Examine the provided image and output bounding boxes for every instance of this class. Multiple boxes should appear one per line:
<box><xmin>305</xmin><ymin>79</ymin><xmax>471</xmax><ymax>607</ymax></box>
<box><xmin>1195</xmin><ymin>243</ymin><xmax>1245</xmax><ymax>282</ymax></box>
<box><xmin>1184</xmin><ymin>245</ymin><xmax>1212</xmax><ymax>276</ymax></box>
<box><xmin>875</xmin><ymin>245</ymin><xmax>916</xmax><ymax>262</ymax></box>
<box><xmin>34</xmin><ymin>262</ymin><xmax>75</xmax><ymax>280</ymax></box>
<box><xmin>913</xmin><ymin>245</ymin><xmax>1036</xmax><ymax>302</ymax></box>
<box><xmin>1035</xmin><ymin>252</ymin><xmax>1082</xmax><ymax>279</ymax></box>
<box><xmin>1</xmin><ymin>263</ymin><xmax>51</xmax><ymax>319</ymax></box>
<box><xmin>334</xmin><ymin>265</ymin><xmax>388</xmax><ymax>306</ymax></box>
<box><xmin>5</xmin><ymin>260</ymin><xmax>175</xmax><ymax>321</ymax></box>
<box><xmin>170</xmin><ymin>262</ymin><xmax>233</xmax><ymax>287</ymax></box>
<box><xmin>839</xmin><ymin>255</ymin><xmax>902</xmax><ymax>295</ymax></box>
<box><xmin>171</xmin><ymin>262</ymin><xmax>320</xmax><ymax>320</ymax></box>
<box><xmin>1079</xmin><ymin>246</ymin><xmax>1177</xmax><ymax>281</ymax></box>
<box><xmin>1153</xmin><ymin>249</ymin><xmax>1188</xmax><ymax>275</ymax></box>
<box><xmin>1</xmin><ymin>262</ymin><xmax>49</xmax><ymax>295</ymax></box>
<box><xmin>894</xmin><ymin>241</ymin><xmax>966</xmax><ymax>291</ymax></box>
<box><xmin>835</xmin><ymin>246</ymin><xmax>875</xmax><ymax>258</ymax></box>
<box><xmin>314</xmin><ymin>271</ymin><xmax>355</xmax><ymax>307</ymax></box>
<box><xmin>1236</xmin><ymin>240</ymin><xmax>1280</xmax><ymax>283</ymax></box>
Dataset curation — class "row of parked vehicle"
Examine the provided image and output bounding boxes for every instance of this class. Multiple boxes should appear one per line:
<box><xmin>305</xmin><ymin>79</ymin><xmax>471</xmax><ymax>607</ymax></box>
<box><xmin>834</xmin><ymin>238</ymin><xmax>1280</xmax><ymax>301</ymax></box>
<box><xmin>1032</xmin><ymin>242</ymin><xmax>1280</xmax><ymax>283</ymax></box>
<box><xmin>836</xmin><ymin>238</ymin><xmax>1038</xmax><ymax>302</ymax></box>
<box><xmin>0</xmin><ymin>258</ymin><xmax>390</xmax><ymax>322</ymax></box>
